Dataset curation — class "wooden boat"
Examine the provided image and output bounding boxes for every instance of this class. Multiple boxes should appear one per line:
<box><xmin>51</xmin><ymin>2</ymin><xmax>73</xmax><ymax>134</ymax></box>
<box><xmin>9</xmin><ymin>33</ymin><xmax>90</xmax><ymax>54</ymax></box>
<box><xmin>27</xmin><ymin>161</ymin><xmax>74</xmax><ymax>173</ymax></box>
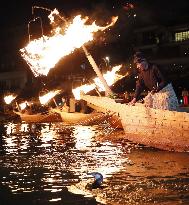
<box><xmin>87</xmin><ymin>101</ymin><xmax>123</xmax><ymax>129</ymax></box>
<box><xmin>51</xmin><ymin>107</ymin><xmax>107</xmax><ymax>125</ymax></box>
<box><xmin>13</xmin><ymin>111</ymin><xmax>61</xmax><ymax>123</ymax></box>
<box><xmin>81</xmin><ymin>95</ymin><xmax>189</xmax><ymax>152</ymax></box>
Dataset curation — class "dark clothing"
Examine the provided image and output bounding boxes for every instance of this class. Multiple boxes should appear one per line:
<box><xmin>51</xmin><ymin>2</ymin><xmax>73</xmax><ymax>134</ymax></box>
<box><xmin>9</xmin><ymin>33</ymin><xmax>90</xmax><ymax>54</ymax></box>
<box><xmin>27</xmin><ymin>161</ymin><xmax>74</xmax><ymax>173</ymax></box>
<box><xmin>134</xmin><ymin>63</ymin><xmax>167</xmax><ymax>100</ymax></box>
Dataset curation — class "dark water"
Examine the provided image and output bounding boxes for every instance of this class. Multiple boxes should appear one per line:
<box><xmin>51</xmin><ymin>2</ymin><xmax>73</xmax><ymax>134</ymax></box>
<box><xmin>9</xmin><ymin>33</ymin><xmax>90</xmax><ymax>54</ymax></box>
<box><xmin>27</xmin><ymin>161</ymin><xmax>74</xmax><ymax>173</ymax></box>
<box><xmin>0</xmin><ymin>122</ymin><xmax>189</xmax><ymax>205</ymax></box>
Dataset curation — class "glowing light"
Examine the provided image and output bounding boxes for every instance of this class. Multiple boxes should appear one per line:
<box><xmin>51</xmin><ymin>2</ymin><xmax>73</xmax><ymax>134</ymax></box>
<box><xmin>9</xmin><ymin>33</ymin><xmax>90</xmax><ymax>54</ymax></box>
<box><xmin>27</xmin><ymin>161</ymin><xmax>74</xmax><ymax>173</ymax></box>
<box><xmin>19</xmin><ymin>102</ymin><xmax>29</xmax><ymax>110</ymax></box>
<box><xmin>4</xmin><ymin>123</ymin><xmax>18</xmax><ymax>154</ymax></box>
<box><xmin>68</xmin><ymin>126</ymin><xmax>128</xmax><ymax>204</ymax></box>
<box><xmin>5</xmin><ymin>123</ymin><xmax>15</xmax><ymax>135</ymax></box>
<box><xmin>73</xmin><ymin>126</ymin><xmax>95</xmax><ymax>150</ymax></box>
<box><xmin>39</xmin><ymin>126</ymin><xmax>56</xmax><ymax>148</ymax></box>
<box><xmin>4</xmin><ymin>94</ymin><xmax>17</xmax><ymax>104</ymax></box>
<box><xmin>72</xmin><ymin>84</ymin><xmax>96</xmax><ymax>100</ymax></box>
<box><xmin>105</xmin><ymin>56</ymin><xmax>109</xmax><ymax>62</ymax></box>
<box><xmin>20</xmin><ymin>124</ymin><xmax>29</xmax><ymax>132</ymax></box>
<box><xmin>20</xmin><ymin>9</ymin><xmax>118</xmax><ymax>77</ymax></box>
<box><xmin>49</xmin><ymin>198</ymin><xmax>61</xmax><ymax>202</ymax></box>
<box><xmin>93</xmin><ymin>65</ymin><xmax>123</xmax><ymax>91</ymax></box>
<box><xmin>72</xmin><ymin>65</ymin><xmax>123</xmax><ymax>100</ymax></box>
<box><xmin>39</xmin><ymin>90</ymin><xmax>60</xmax><ymax>105</ymax></box>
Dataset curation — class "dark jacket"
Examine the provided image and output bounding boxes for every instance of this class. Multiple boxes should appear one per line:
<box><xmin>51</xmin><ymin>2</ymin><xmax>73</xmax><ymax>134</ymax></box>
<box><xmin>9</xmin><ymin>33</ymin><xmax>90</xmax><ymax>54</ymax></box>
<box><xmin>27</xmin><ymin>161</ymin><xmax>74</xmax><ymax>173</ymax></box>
<box><xmin>134</xmin><ymin>63</ymin><xmax>167</xmax><ymax>100</ymax></box>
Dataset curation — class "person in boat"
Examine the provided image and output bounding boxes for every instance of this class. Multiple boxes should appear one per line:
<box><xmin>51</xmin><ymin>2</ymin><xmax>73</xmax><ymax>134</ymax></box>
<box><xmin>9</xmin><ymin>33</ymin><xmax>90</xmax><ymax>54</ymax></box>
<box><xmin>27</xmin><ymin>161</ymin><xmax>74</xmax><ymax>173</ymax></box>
<box><xmin>182</xmin><ymin>88</ymin><xmax>189</xmax><ymax>106</ymax></box>
<box><xmin>129</xmin><ymin>51</ymin><xmax>179</xmax><ymax>110</ymax></box>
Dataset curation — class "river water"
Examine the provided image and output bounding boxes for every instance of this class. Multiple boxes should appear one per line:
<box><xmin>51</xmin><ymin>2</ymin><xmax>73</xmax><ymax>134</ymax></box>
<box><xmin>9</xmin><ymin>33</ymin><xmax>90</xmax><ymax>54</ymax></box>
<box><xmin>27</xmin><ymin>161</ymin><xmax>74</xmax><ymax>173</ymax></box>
<box><xmin>0</xmin><ymin>122</ymin><xmax>189</xmax><ymax>205</ymax></box>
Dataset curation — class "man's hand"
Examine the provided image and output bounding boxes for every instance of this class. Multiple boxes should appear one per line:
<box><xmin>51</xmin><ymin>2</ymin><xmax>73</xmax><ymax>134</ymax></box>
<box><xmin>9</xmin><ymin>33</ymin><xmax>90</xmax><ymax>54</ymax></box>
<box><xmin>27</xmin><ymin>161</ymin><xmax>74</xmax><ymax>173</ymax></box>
<box><xmin>128</xmin><ymin>98</ymin><xmax>137</xmax><ymax>106</ymax></box>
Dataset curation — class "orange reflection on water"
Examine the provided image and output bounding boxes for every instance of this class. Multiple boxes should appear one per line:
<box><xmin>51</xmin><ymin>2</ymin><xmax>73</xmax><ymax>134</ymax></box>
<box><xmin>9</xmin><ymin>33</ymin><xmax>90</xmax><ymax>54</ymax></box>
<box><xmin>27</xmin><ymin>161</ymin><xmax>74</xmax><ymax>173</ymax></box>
<box><xmin>73</xmin><ymin>125</ymin><xmax>95</xmax><ymax>150</ymax></box>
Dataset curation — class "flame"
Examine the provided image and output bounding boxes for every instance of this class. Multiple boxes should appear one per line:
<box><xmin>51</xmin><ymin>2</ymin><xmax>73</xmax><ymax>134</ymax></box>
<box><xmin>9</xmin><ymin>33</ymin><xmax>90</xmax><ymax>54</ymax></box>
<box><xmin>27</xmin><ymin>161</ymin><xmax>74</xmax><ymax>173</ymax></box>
<box><xmin>4</xmin><ymin>94</ymin><xmax>17</xmax><ymax>104</ymax></box>
<box><xmin>19</xmin><ymin>102</ymin><xmax>29</xmax><ymax>110</ymax></box>
<box><xmin>94</xmin><ymin>65</ymin><xmax>123</xmax><ymax>91</ymax></box>
<box><xmin>72</xmin><ymin>65</ymin><xmax>123</xmax><ymax>100</ymax></box>
<box><xmin>72</xmin><ymin>84</ymin><xmax>96</xmax><ymax>100</ymax></box>
<box><xmin>20</xmin><ymin>9</ymin><xmax>118</xmax><ymax>77</ymax></box>
<box><xmin>39</xmin><ymin>90</ymin><xmax>60</xmax><ymax>105</ymax></box>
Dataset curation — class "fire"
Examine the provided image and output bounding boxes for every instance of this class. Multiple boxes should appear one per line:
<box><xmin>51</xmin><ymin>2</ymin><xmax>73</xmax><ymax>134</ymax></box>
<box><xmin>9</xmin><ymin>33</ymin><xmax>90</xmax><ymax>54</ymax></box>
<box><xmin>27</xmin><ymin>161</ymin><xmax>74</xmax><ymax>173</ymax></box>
<box><xmin>94</xmin><ymin>65</ymin><xmax>123</xmax><ymax>91</ymax></box>
<box><xmin>4</xmin><ymin>94</ymin><xmax>17</xmax><ymax>104</ymax></box>
<box><xmin>19</xmin><ymin>102</ymin><xmax>29</xmax><ymax>110</ymax></box>
<box><xmin>20</xmin><ymin>9</ymin><xmax>118</xmax><ymax>77</ymax></box>
<box><xmin>72</xmin><ymin>84</ymin><xmax>96</xmax><ymax>100</ymax></box>
<box><xmin>72</xmin><ymin>65</ymin><xmax>123</xmax><ymax>100</ymax></box>
<box><xmin>39</xmin><ymin>90</ymin><xmax>60</xmax><ymax>105</ymax></box>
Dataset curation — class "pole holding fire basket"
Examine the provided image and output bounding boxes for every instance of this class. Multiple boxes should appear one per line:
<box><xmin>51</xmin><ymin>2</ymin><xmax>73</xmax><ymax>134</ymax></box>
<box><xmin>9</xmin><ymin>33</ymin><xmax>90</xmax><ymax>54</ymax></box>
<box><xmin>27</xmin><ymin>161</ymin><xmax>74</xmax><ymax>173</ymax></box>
<box><xmin>82</xmin><ymin>46</ymin><xmax>113</xmax><ymax>96</ymax></box>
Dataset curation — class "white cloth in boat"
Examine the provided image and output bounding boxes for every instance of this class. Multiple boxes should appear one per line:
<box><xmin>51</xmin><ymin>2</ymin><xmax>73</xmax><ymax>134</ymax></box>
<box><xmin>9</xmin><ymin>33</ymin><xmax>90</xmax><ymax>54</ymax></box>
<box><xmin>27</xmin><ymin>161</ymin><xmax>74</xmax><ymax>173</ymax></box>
<box><xmin>143</xmin><ymin>83</ymin><xmax>179</xmax><ymax>110</ymax></box>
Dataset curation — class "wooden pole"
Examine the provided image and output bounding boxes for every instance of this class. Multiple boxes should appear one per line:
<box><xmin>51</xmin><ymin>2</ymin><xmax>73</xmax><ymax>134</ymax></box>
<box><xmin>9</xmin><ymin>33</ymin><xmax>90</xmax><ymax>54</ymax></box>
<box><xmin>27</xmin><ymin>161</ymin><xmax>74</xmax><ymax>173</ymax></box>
<box><xmin>53</xmin><ymin>98</ymin><xmax>58</xmax><ymax>107</ymax></box>
<box><xmin>82</xmin><ymin>46</ymin><xmax>113</xmax><ymax>96</ymax></box>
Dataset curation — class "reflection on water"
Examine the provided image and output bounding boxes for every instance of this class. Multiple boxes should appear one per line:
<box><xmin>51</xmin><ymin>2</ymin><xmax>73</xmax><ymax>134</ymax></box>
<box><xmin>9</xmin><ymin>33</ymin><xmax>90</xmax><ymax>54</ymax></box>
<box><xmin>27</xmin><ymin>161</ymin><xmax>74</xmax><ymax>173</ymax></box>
<box><xmin>0</xmin><ymin>122</ymin><xmax>189</xmax><ymax>205</ymax></box>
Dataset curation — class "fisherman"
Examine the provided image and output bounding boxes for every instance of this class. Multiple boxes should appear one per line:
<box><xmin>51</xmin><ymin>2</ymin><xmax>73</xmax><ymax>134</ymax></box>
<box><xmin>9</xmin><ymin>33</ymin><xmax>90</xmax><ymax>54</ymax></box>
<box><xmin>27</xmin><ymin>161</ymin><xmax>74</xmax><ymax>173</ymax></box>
<box><xmin>129</xmin><ymin>51</ymin><xmax>179</xmax><ymax>110</ymax></box>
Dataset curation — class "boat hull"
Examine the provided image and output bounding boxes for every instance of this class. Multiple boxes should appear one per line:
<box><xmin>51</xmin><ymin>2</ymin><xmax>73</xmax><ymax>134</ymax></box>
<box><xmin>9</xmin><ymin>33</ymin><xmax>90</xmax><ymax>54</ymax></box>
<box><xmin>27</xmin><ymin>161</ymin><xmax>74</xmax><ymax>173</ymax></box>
<box><xmin>81</xmin><ymin>95</ymin><xmax>189</xmax><ymax>152</ymax></box>
<box><xmin>51</xmin><ymin>108</ymin><xmax>106</xmax><ymax>125</ymax></box>
<box><xmin>14</xmin><ymin>111</ymin><xmax>61</xmax><ymax>123</ymax></box>
<box><xmin>87</xmin><ymin>102</ymin><xmax>123</xmax><ymax>128</ymax></box>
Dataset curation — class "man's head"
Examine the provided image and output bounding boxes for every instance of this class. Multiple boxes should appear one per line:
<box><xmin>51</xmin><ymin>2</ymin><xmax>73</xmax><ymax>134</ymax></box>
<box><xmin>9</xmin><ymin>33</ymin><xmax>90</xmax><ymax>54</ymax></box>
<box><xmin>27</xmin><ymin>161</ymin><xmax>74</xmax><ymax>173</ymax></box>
<box><xmin>133</xmin><ymin>52</ymin><xmax>148</xmax><ymax>71</ymax></box>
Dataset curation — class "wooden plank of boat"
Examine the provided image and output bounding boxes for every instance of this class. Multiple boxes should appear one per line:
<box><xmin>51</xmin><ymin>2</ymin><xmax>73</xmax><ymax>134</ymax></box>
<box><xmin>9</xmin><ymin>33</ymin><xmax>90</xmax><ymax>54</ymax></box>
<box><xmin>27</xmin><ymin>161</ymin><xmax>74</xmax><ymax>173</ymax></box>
<box><xmin>81</xmin><ymin>95</ymin><xmax>189</xmax><ymax>152</ymax></box>
<box><xmin>87</xmin><ymin>102</ymin><xmax>123</xmax><ymax>129</ymax></box>
<box><xmin>51</xmin><ymin>108</ymin><xmax>107</xmax><ymax>125</ymax></box>
<box><xmin>13</xmin><ymin>111</ymin><xmax>61</xmax><ymax>123</ymax></box>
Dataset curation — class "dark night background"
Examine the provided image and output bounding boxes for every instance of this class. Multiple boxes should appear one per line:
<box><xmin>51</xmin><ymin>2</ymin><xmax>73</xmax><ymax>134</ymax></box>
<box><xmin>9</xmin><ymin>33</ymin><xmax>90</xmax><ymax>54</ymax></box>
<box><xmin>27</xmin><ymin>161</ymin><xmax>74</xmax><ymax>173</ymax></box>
<box><xmin>0</xmin><ymin>0</ymin><xmax>189</xmax><ymax>97</ymax></box>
